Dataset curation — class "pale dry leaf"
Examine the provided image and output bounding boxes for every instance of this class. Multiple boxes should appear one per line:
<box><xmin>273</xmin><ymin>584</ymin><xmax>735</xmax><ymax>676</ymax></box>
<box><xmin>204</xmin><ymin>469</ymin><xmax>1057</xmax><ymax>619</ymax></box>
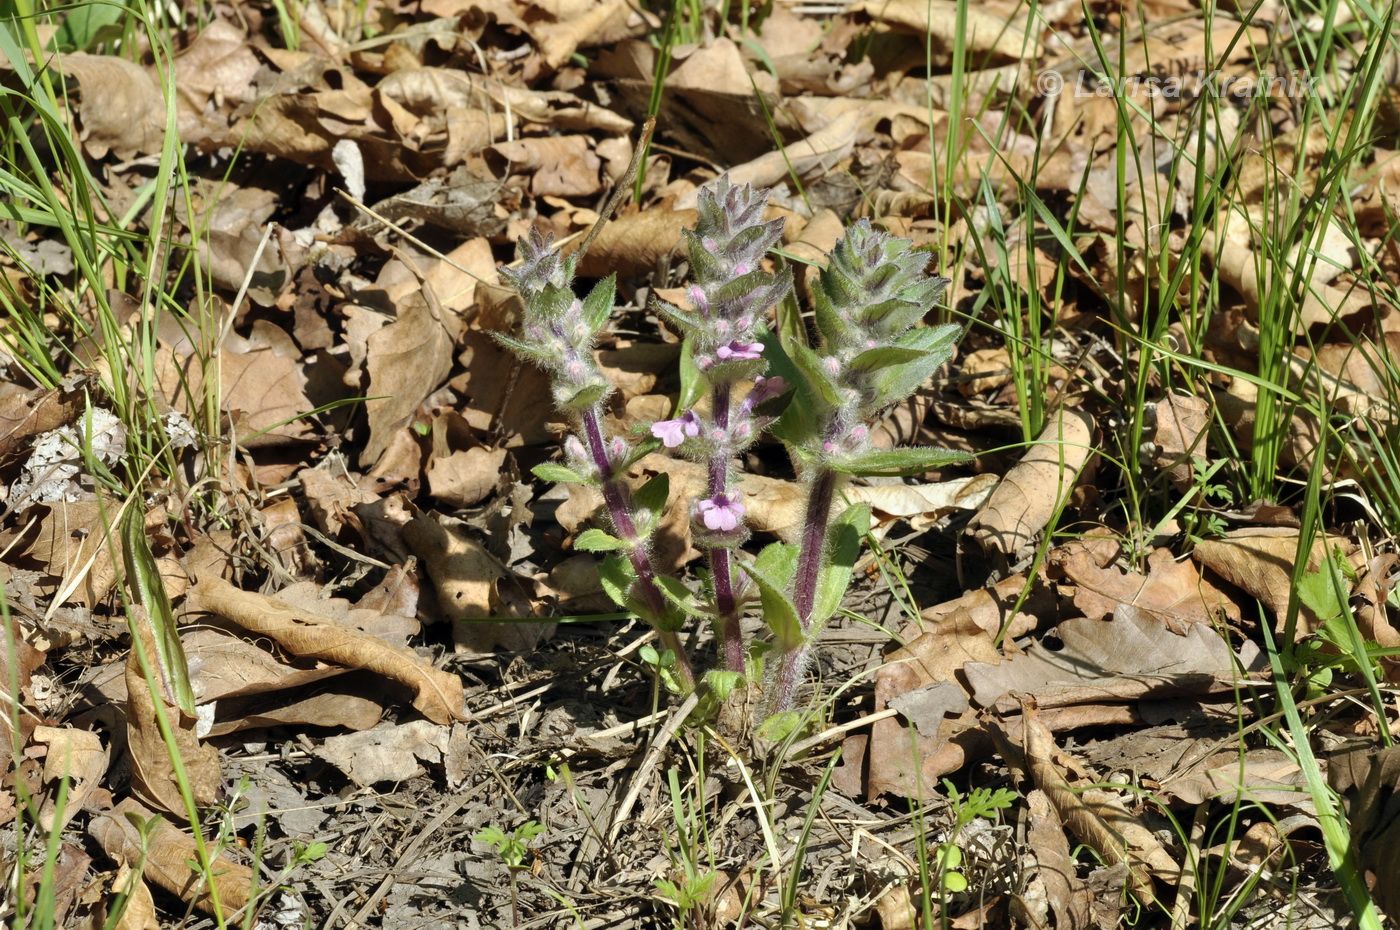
<box><xmin>963</xmin><ymin>606</ymin><xmax>1261</xmax><ymax>711</ymax></box>
<box><xmin>92</xmin><ymin>799</ymin><xmax>252</xmax><ymax>914</ymax></box>
<box><xmin>313</xmin><ymin>719</ymin><xmax>448</xmax><ymax>786</ymax></box>
<box><xmin>695</xmin><ymin>109</ymin><xmax>861</xmax><ymax>202</ymax></box>
<box><xmin>856</xmin><ymin>0</ymin><xmax>1043</xmax><ymax>60</ymax></box>
<box><xmin>967</xmin><ymin>407</ymin><xmax>1094</xmax><ymax>560</ymax></box>
<box><xmin>570</xmin><ymin>207</ymin><xmax>696</xmax><ymax>279</ymax></box>
<box><xmin>107</xmin><ymin>863</ymin><xmax>158</xmax><ymax>930</ymax></box>
<box><xmin>216</xmin><ymin>321</ymin><xmax>317</xmax><ymax>448</ymax></box>
<box><xmin>33</xmin><ymin>725</ymin><xmax>107</xmax><ymax>831</ymax></box>
<box><xmin>1329</xmin><ymin>745</ymin><xmax>1400</xmax><ymax>923</ymax></box>
<box><xmin>300</xmin><ymin>461</ymin><xmax>379</xmax><ymax>537</ymax></box>
<box><xmin>188</xmin><ymin>576</ymin><xmax>466</xmax><ymax>724</ymax></box>
<box><xmin>58</xmin><ymin>54</ymin><xmax>165</xmax><ymax>158</ymax></box>
<box><xmin>1151</xmin><ymin>391</ymin><xmax>1210</xmax><ymax>490</ymax></box>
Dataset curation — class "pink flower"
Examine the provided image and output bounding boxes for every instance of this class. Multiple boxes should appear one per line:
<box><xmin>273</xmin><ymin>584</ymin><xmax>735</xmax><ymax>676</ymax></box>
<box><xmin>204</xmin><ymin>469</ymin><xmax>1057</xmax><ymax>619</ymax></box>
<box><xmin>651</xmin><ymin>411</ymin><xmax>702</xmax><ymax>448</ymax></box>
<box><xmin>715</xmin><ymin>341</ymin><xmax>764</xmax><ymax>362</ymax></box>
<box><xmin>696</xmin><ymin>493</ymin><xmax>746</xmax><ymax>532</ymax></box>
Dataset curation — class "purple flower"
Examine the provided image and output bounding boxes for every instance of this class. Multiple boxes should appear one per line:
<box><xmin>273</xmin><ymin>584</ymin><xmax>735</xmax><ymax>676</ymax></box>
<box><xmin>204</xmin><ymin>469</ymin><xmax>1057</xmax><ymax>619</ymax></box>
<box><xmin>742</xmin><ymin>375</ymin><xmax>788</xmax><ymax>413</ymax></box>
<box><xmin>651</xmin><ymin>410</ymin><xmax>702</xmax><ymax>448</ymax></box>
<box><xmin>715</xmin><ymin>341</ymin><xmax>764</xmax><ymax>362</ymax></box>
<box><xmin>696</xmin><ymin>493</ymin><xmax>746</xmax><ymax>532</ymax></box>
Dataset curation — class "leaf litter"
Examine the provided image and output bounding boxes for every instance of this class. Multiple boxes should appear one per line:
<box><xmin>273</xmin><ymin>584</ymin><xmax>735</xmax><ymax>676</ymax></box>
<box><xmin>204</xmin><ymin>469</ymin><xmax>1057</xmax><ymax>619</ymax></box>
<box><xmin>2</xmin><ymin>0</ymin><xmax>1399</xmax><ymax>927</ymax></box>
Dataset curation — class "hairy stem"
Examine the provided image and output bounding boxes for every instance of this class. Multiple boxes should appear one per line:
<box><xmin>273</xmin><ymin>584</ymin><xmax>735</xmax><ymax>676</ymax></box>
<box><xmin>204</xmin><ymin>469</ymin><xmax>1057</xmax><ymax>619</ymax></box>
<box><xmin>706</xmin><ymin>383</ymin><xmax>745</xmax><ymax>673</ymax></box>
<box><xmin>582</xmin><ymin>408</ymin><xmax>695</xmax><ymax>691</ymax></box>
<box><xmin>770</xmin><ymin>466</ymin><xmax>837</xmax><ymax>712</ymax></box>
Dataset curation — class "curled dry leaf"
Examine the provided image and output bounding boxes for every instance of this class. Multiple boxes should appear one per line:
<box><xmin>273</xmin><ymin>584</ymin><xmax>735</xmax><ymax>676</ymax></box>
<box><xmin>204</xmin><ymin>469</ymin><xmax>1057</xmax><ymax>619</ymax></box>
<box><xmin>92</xmin><ymin>799</ymin><xmax>252</xmax><ymax>915</ymax></box>
<box><xmin>966</xmin><ymin>407</ymin><xmax>1094</xmax><ymax>562</ymax></box>
<box><xmin>125</xmin><ymin>621</ymin><xmax>222</xmax><ymax>814</ymax></box>
<box><xmin>1025</xmin><ymin>788</ymin><xmax>1093</xmax><ymax>930</ymax></box>
<box><xmin>691</xmin><ymin>110</ymin><xmax>862</xmax><ymax>204</ymax></box>
<box><xmin>1055</xmin><ymin>546</ymin><xmax>1240</xmax><ymax>634</ymax></box>
<box><xmin>105</xmin><ymin>863</ymin><xmax>158</xmax><ymax>930</ymax></box>
<box><xmin>33</xmin><ymin>725</ymin><xmax>108</xmax><ymax>831</ymax></box>
<box><xmin>188</xmin><ymin>576</ymin><xmax>466</xmax><ymax>724</ymax></box>
<box><xmin>991</xmin><ymin>711</ymin><xmax>1179</xmax><ymax>903</ymax></box>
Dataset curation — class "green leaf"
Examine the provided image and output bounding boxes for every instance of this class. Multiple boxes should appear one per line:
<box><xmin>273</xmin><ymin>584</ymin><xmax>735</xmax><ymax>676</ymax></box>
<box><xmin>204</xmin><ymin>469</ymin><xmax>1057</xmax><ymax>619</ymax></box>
<box><xmin>123</xmin><ymin>503</ymin><xmax>197</xmax><ymax>715</ymax></box>
<box><xmin>656</xmin><ymin>574</ymin><xmax>704</xmax><ymax>618</ymax></box>
<box><xmin>828</xmin><ymin>446</ymin><xmax>973</xmax><ymax>477</ymax></box>
<box><xmin>942</xmin><ymin>871</ymin><xmax>969</xmax><ymax>893</ymax></box>
<box><xmin>575</xmin><ymin>528</ymin><xmax>624</xmax><ymax>552</ymax></box>
<box><xmin>757</xmin><ymin>710</ymin><xmax>805</xmax><ymax>742</ymax></box>
<box><xmin>532</xmin><ymin>462</ymin><xmax>588</xmax><ymax>484</ymax></box>
<box><xmin>743</xmin><ymin>542</ymin><xmax>803</xmax><ymax>650</ymax></box>
<box><xmin>848</xmin><ymin>345</ymin><xmax>931</xmax><ymax>373</ymax></box>
<box><xmin>784</xmin><ymin>338</ymin><xmax>842</xmax><ymax>409</ymax></box>
<box><xmin>633</xmin><ymin>472</ymin><xmax>670</xmax><ymax>518</ymax></box>
<box><xmin>492</xmin><ymin>331</ymin><xmax>552</xmax><ymax>365</ymax></box>
<box><xmin>703</xmin><ymin>669</ymin><xmax>743</xmax><ymax>701</ymax></box>
<box><xmin>676</xmin><ymin>338</ymin><xmax>707</xmax><ymax>415</ymax></box>
<box><xmin>598</xmin><ymin>554</ymin><xmax>635</xmax><ymax>608</ymax></box>
<box><xmin>864</xmin><ymin>324</ymin><xmax>962</xmax><ymax>409</ymax></box>
<box><xmin>581</xmin><ymin>274</ymin><xmax>616</xmax><ymax>332</ymax></box>
<box><xmin>559</xmin><ymin>381</ymin><xmax>608</xmax><ymax>411</ymax></box>
<box><xmin>475</xmin><ymin>827</ymin><xmax>507</xmax><ymax>847</ymax></box>
<box><xmin>810</xmin><ymin>504</ymin><xmax>869</xmax><ymax>628</ymax></box>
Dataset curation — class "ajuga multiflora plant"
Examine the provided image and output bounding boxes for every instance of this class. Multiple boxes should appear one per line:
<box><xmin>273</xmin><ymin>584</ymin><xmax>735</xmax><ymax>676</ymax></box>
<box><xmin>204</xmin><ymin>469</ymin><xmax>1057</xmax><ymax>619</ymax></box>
<box><xmin>500</xmin><ymin>178</ymin><xmax>966</xmax><ymax>719</ymax></box>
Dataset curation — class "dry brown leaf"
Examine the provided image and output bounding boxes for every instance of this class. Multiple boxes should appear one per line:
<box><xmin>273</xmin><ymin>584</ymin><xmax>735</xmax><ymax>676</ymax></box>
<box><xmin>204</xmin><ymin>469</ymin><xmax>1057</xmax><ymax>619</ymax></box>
<box><xmin>963</xmin><ymin>606</ymin><xmax>1261</xmax><ymax>711</ymax></box>
<box><xmin>361</xmin><ymin>291</ymin><xmax>461</xmax><ymax>467</ymax></box>
<box><xmin>33</xmin><ymin>725</ymin><xmax>107</xmax><ymax>831</ymax></box>
<box><xmin>300</xmin><ymin>461</ymin><xmax>379</xmax><ymax>537</ymax></box>
<box><xmin>427</xmin><ymin>446</ymin><xmax>507</xmax><ymax>508</ymax></box>
<box><xmin>992</xmin><ymin>711</ymin><xmax>1178</xmax><ymax>902</ymax></box>
<box><xmin>313</xmin><ymin>719</ymin><xmax>448</xmax><ymax>786</ymax></box>
<box><xmin>107</xmin><ymin>863</ymin><xmax>159</xmax><ymax>930</ymax></box>
<box><xmin>697</xmin><ymin>109</ymin><xmax>861</xmax><ymax>201</ymax></box>
<box><xmin>172</xmin><ymin>18</ymin><xmax>260</xmax><ymax>117</ymax></box>
<box><xmin>1150</xmin><ymin>392</ymin><xmax>1210</xmax><ymax>490</ymax></box>
<box><xmin>58</xmin><ymin>54</ymin><xmax>165</xmax><ymax>158</ymax></box>
<box><xmin>856</xmin><ymin>0</ymin><xmax>1042</xmax><ymax>61</ymax></box>
<box><xmin>1056</xmin><ymin>546</ymin><xmax>1240</xmax><ymax>634</ymax></box>
<box><xmin>402</xmin><ymin>513</ymin><xmax>553</xmax><ymax>653</ymax></box>
<box><xmin>1329</xmin><ymin>745</ymin><xmax>1400</xmax><ymax>923</ymax></box>
<box><xmin>0</xmin><ymin>375</ymin><xmax>90</xmax><ymax>460</ymax></box>
<box><xmin>570</xmin><ymin>207</ymin><xmax>696</xmax><ymax>279</ymax></box>
<box><xmin>188</xmin><ymin>576</ymin><xmax>465</xmax><ymax>724</ymax></box>
<box><xmin>92</xmin><ymin>799</ymin><xmax>252</xmax><ymax>915</ymax></box>
<box><xmin>492</xmin><ymin>135</ymin><xmax>603</xmax><ymax>197</ymax></box>
<box><xmin>966</xmin><ymin>407</ymin><xmax>1094</xmax><ymax>561</ymax></box>
<box><xmin>5</xmin><ymin>499</ymin><xmax>123</xmax><ymax>607</ymax></box>
<box><xmin>1025</xmin><ymin>788</ymin><xmax>1093</xmax><ymax>930</ymax></box>
<box><xmin>125</xmin><ymin>618</ymin><xmax>222</xmax><ymax>815</ymax></box>
<box><xmin>1191</xmin><ymin>528</ymin><xmax>1357</xmax><ymax>636</ymax></box>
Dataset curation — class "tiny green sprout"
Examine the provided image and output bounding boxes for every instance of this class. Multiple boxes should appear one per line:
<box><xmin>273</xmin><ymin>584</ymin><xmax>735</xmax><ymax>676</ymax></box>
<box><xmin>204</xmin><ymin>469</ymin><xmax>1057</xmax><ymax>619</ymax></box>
<box><xmin>655</xmin><ymin>872</ymin><xmax>718</xmax><ymax>929</ymax></box>
<box><xmin>475</xmin><ymin>821</ymin><xmax>546</xmax><ymax>870</ymax></box>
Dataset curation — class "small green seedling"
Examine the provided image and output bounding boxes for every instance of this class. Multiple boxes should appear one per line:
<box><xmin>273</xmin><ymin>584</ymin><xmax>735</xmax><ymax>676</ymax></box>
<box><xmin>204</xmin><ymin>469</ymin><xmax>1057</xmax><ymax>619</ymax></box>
<box><xmin>476</xmin><ymin>821</ymin><xmax>546</xmax><ymax>927</ymax></box>
<box><xmin>936</xmin><ymin>780</ymin><xmax>1017</xmax><ymax>901</ymax></box>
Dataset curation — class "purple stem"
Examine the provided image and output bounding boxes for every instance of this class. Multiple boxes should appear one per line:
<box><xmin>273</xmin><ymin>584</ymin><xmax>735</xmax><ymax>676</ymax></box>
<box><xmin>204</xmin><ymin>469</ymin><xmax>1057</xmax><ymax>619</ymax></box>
<box><xmin>581</xmin><ymin>409</ymin><xmax>695</xmax><ymax>692</ymax></box>
<box><xmin>771</xmin><ymin>466</ymin><xmax>837</xmax><ymax>712</ymax></box>
<box><xmin>706</xmin><ymin>383</ymin><xmax>745</xmax><ymax>674</ymax></box>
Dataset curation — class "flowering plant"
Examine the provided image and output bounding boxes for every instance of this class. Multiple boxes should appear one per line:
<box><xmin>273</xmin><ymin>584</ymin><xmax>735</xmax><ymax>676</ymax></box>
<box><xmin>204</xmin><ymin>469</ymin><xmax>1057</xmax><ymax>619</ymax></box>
<box><xmin>499</xmin><ymin>180</ymin><xmax>966</xmax><ymax>719</ymax></box>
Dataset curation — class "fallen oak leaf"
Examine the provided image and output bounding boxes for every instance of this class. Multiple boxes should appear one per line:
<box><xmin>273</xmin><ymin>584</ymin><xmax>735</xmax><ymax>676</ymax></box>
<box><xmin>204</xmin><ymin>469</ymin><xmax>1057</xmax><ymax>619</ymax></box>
<box><xmin>1054</xmin><ymin>546</ymin><xmax>1240</xmax><ymax>634</ymax></box>
<box><xmin>187</xmin><ymin>576</ymin><xmax>466</xmax><ymax>724</ymax></box>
